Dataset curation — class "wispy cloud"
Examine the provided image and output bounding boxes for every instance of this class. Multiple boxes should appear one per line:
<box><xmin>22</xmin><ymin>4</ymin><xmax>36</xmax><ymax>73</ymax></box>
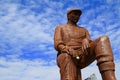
<box><xmin>0</xmin><ymin>0</ymin><xmax>120</xmax><ymax>80</ymax></box>
<box><xmin>0</xmin><ymin>1</ymin><xmax>55</xmax><ymax>59</ymax></box>
<box><xmin>0</xmin><ymin>57</ymin><xmax>59</xmax><ymax>80</ymax></box>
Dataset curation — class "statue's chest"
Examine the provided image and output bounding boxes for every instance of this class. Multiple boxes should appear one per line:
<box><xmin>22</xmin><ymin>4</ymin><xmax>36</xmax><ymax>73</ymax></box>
<box><xmin>62</xmin><ymin>27</ymin><xmax>86</xmax><ymax>39</ymax></box>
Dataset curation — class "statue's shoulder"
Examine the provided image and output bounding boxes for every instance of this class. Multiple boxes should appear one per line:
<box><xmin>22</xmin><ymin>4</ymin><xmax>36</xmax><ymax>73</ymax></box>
<box><xmin>58</xmin><ymin>24</ymin><xmax>67</xmax><ymax>27</ymax></box>
<box><xmin>78</xmin><ymin>26</ymin><xmax>88</xmax><ymax>31</ymax></box>
<box><xmin>56</xmin><ymin>24</ymin><xmax>67</xmax><ymax>29</ymax></box>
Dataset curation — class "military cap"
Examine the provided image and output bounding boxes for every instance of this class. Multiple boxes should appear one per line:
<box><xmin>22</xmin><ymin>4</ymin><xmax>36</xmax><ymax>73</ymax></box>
<box><xmin>67</xmin><ymin>8</ymin><xmax>82</xmax><ymax>16</ymax></box>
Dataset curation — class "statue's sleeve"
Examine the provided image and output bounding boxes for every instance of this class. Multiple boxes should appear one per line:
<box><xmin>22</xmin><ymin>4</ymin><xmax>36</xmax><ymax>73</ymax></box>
<box><xmin>85</xmin><ymin>29</ymin><xmax>92</xmax><ymax>42</ymax></box>
<box><xmin>54</xmin><ymin>26</ymin><xmax>65</xmax><ymax>51</ymax></box>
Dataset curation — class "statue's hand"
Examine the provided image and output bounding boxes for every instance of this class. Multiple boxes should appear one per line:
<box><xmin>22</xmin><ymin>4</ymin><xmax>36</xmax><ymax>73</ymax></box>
<box><xmin>61</xmin><ymin>46</ymin><xmax>74</xmax><ymax>56</ymax></box>
<box><xmin>61</xmin><ymin>46</ymin><xmax>70</xmax><ymax>54</ymax></box>
<box><xmin>68</xmin><ymin>48</ymin><xmax>75</xmax><ymax>56</ymax></box>
<box><xmin>82</xmin><ymin>38</ymin><xmax>90</xmax><ymax>55</ymax></box>
<box><xmin>61</xmin><ymin>46</ymin><xmax>81</xmax><ymax>59</ymax></box>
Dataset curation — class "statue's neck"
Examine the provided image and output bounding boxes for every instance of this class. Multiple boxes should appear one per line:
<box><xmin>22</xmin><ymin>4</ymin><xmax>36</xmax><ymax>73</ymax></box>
<box><xmin>67</xmin><ymin>21</ymin><xmax>77</xmax><ymax>26</ymax></box>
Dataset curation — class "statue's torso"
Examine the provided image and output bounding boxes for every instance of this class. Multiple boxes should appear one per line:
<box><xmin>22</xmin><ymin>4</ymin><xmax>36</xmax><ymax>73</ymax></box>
<box><xmin>60</xmin><ymin>24</ymin><xmax>87</xmax><ymax>48</ymax></box>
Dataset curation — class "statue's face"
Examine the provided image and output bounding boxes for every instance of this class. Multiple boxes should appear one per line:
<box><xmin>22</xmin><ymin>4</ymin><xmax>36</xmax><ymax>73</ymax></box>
<box><xmin>68</xmin><ymin>11</ymin><xmax>80</xmax><ymax>23</ymax></box>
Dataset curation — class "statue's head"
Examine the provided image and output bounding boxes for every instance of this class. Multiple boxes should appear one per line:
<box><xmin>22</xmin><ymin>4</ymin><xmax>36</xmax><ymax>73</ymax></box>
<box><xmin>67</xmin><ymin>8</ymin><xmax>82</xmax><ymax>23</ymax></box>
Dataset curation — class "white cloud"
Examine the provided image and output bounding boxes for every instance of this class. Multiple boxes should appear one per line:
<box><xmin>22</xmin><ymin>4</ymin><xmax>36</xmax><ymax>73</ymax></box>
<box><xmin>81</xmin><ymin>61</ymin><xmax>102</xmax><ymax>80</ymax></box>
<box><xmin>0</xmin><ymin>1</ymin><xmax>55</xmax><ymax>58</ymax></box>
<box><xmin>115</xmin><ymin>61</ymin><xmax>120</xmax><ymax>80</ymax></box>
<box><xmin>0</xmin><ymin>0</ymin><xmax>120</xmax><ymax>80</ymax></box>
<box><xmin>0</xmin><ymin>57</ymin><xmax>59</xmax><ymax>80</ymax></box>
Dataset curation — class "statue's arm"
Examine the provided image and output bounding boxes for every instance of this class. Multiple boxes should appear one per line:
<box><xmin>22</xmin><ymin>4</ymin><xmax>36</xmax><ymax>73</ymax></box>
<box><xmin>82</xmin><ymin>29</ymin><xmax>91</xmax><ymax>53</ymax></box>
<box><xmin>85</xmin><ymin>29</ymin><xmax>91</xmax><ymax>42</ymax></box>
<box><xmin>54</xmin><ymin>26</ymin><xmax>65</xmax><ymax>51</ymax></box>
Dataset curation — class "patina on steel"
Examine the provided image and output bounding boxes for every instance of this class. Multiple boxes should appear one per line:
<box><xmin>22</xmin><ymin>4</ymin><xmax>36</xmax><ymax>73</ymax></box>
<box><xmin>54</xmin><ymin>8</ymin><xmax>116</xmax><ymax>80</ymax></box>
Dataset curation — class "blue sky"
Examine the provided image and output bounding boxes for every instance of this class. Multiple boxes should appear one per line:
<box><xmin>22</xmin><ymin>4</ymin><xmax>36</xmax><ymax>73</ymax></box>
<box><xmin>0</xmin><ymin>0</ymin><xmax>120</xmax><ymax>80</ymax></box>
